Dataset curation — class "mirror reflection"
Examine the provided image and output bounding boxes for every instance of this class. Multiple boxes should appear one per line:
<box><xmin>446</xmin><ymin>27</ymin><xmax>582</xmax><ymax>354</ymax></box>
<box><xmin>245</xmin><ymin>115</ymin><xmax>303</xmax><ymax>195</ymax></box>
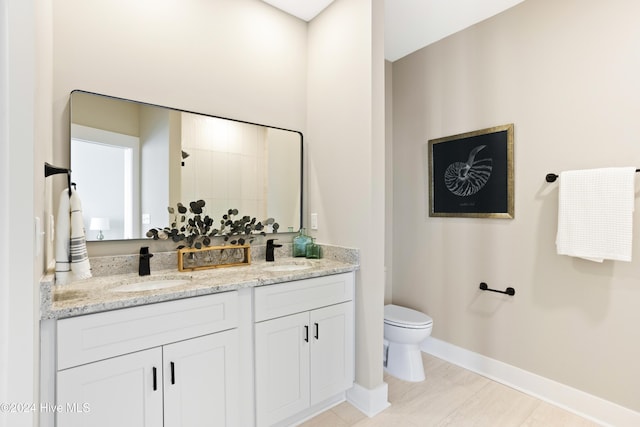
<box><xmin>70</xmin><ymin>91</ymin><xmax>302</xmax><ymax>241</ymax></box>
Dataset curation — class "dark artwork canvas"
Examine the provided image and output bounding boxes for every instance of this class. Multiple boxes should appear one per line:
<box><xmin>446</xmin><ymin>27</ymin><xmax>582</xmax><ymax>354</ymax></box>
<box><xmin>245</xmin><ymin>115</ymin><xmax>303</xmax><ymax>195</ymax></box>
<box><xmin>428</xmin><ymin>124</ymin><xmax>514</xmax><ymax>219</ymax></box>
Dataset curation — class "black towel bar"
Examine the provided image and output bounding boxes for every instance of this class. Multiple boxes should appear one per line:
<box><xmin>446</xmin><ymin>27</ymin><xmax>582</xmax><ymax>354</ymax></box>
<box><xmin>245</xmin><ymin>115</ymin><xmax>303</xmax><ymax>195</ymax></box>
<box><xmin>546</xmin><ymin>169</ymin><xmax>640</xmax><ymax>183</ymax></box>
<box><xmin>479</xmin><ymin>282</ymin><xmax>515</xmax><ymax>296</ymax></box>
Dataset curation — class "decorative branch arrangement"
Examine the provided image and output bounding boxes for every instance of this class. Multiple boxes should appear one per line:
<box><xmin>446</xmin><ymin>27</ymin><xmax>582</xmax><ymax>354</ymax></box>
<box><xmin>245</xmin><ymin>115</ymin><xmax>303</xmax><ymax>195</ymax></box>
<box><xmin>146</xmin><ymin>200</ymin><xmax>279</xmax><ymax>249</ymax></box>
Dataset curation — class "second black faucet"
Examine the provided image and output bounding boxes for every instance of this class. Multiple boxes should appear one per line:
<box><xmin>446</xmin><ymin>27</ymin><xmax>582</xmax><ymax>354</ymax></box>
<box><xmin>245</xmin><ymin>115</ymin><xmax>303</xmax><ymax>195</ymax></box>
<box><xmin>139</xmin><ymin>247</ymin><xmax>153</xmax><ymax>276</ymax></box>
<box><xmin>266</xmin><ymin>239</ymin><xmax>282</xmax><ymax>262</ymax></box>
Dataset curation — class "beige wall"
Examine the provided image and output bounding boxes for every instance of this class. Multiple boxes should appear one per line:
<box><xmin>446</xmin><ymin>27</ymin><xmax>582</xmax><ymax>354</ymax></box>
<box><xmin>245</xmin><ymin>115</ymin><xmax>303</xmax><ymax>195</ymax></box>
<box><xmin>391</xmin><ymin>0</ymin><xmax>640</xmax><ymax>412</ymax></box>
<box><xmin>52</xmin><ymin>0</ymin><xmax>308</xmax><ymax>257</ymax></box>
<box><xmin>384</xmin><ymin>60</ymin><xmax>394</xmax><ymax>304</ymax></box>
<box><xmin>307</xmin><ymin>0</ymin><xmax>386</xmax><ymax>390</ymax></box>
<box><xmin>53</xmin><ymin>0</ymin><xmax>307</xmax><ymax>133</ymax></box>
<box><xmin>52</xmin><ymin>0</ymin><xmax>387</xmax><ymax>401</ymax></box>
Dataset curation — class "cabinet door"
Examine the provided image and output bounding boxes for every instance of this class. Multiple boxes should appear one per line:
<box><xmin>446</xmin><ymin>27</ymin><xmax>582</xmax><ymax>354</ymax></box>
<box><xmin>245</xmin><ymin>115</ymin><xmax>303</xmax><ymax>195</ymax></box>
<box><xmin>255</xmin><ymin>312</ymin><xmax>310</xmax><ymax>427</ymax></box>
<box><xmin>163</xmin><ymin>330</ymin><xmax>239</xmax><ymax>427</ymax></box>
<box><xmin>310</xmin><ymin>302</ymin><xmax>354</xmax><ymax>405</ymax></box>
<box><xmin>57</xmin><ymin>347</ymin><xmax>163</xmax><ymax>427</ymax></box>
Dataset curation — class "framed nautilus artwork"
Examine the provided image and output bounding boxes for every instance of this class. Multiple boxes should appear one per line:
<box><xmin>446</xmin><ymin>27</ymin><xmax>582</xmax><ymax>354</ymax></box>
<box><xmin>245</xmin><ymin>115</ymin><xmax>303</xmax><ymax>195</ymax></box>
<box><xmin>428</xmin><ymin>124</ymin><xmax>514</xmax><ymax>219</ymax></box>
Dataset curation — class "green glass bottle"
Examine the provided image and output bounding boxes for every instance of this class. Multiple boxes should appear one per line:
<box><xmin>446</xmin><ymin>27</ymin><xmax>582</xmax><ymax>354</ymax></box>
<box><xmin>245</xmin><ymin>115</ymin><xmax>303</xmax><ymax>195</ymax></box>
<box><xmin>292</xmin><ymin>228</ymin><xmax>311</xmax><ymax>257</ymax></box>
<box><xmin>305</xmin><ymin>238</ymin><xmax>321</xmax><ymax>259</ymax></box>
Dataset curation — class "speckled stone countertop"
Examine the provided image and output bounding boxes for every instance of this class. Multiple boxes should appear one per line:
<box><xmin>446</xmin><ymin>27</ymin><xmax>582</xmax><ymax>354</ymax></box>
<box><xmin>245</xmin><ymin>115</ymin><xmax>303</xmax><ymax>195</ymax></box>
<box><xmin>41</xmin><ymin>244</ymin><xmax>359</xmax><ymax>320</ymax></box>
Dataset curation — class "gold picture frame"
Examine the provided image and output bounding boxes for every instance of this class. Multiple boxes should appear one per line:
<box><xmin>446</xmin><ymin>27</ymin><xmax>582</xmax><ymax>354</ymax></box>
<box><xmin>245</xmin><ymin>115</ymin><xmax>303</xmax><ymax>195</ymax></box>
<box><xmin>428</xmin><ymin>124</ymin><xmax>514</xmax><ymax>219</ymax></box>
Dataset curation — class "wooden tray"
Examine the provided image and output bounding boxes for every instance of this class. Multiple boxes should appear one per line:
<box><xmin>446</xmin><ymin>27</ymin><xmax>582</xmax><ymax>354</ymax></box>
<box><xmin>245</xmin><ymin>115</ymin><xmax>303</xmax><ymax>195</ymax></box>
<box><xmin>177</xmin><ymin>244</ymin><xmax>251</xmax><ymax>272</ymax></box>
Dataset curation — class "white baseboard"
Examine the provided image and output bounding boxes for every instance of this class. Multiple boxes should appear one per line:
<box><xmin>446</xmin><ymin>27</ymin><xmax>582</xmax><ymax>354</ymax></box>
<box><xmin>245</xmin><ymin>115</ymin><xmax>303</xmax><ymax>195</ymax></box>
<box><xmin>346</xmin><ymin>382</ymin><xmax>390</xmax><ymax>418</ymax></box>
<box><xmin>421</xmin><ymin>337</ymin><xmax>640</xmax><ymax>427</ymax></box>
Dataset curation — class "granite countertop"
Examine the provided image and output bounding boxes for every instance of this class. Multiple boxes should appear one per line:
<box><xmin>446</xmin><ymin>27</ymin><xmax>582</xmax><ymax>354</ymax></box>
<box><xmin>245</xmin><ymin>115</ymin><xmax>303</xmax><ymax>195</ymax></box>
<box><xmin>41</xmin><ymin>249</ymin><xmax>359</xmax><ymax>320</ymax></box>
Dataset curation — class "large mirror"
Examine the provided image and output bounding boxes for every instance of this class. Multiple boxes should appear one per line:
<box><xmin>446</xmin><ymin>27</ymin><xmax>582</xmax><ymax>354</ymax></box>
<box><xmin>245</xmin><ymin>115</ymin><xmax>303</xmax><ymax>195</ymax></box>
<box><xmin>70</xmin><ymin>90</ymin><xmax>302</xmax><ymax>241</ymax></box>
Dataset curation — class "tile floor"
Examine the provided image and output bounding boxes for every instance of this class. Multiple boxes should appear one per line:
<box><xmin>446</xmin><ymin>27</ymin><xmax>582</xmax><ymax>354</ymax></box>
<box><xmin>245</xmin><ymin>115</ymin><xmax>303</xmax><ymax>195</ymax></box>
<box><xmin>300</xmin><ymin>353</ymin><xmax>601</xmax><ymax>426</ymax></box>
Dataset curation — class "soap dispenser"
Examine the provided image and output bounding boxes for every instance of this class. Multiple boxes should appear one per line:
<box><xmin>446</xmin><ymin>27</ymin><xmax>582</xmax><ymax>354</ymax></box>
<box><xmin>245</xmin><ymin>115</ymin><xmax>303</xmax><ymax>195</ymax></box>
<box><xmin>305</xmin><ymin>238</ymin><xmax>321</xmax><ymax>259</ymax></box>
<box><xmin>292</xmin><ymin>228</ymin><xmax>311</xmax><ymax>257</ymax></box>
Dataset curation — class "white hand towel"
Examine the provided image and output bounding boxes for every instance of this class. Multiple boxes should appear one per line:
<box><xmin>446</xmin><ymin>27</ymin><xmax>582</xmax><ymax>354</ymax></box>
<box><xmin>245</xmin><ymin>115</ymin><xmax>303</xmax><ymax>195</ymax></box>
<box><xmin>55</xmin><ymin>189</ymin><xmax>71</xmax><ymax>284</ymax></box>
<box><xmin>55</xmin><ymin>188</ymin><xmax>92</xmax><ymax>284</ymax></box>
<box><xmin>556</xmin><ymin>167</ymin><xmax>636</xmax><ymax>262</ymax></box>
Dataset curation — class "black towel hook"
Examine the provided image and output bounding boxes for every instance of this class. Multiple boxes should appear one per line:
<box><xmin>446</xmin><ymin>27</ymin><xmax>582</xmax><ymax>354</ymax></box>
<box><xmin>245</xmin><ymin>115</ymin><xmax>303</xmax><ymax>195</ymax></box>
<box><xmin>44</xmin><ymin>162</ymin><xmax>72</xmax><ymax>197</ymax></box>
<box><xmin>479</xmin><ymin>282</ymin><xmax>515</xmax><ymax>296</ymax></box>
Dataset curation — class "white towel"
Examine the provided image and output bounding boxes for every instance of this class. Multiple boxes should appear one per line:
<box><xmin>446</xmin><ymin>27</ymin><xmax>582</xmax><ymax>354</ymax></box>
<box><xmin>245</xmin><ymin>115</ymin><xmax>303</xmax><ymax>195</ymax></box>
<box><xmin>556</xmin><ymin>167</ymin><xmax>636</xmax><ymax>262</ymax></box>
<box><xmin>55</xmin><ymin>188</ymin><xmax>92</xmax><ymax>284</ymax></box>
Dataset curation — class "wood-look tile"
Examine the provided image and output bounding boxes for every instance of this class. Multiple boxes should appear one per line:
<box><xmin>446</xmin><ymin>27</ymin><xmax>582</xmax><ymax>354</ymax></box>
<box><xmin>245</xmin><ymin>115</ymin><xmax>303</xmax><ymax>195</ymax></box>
<box><xmin>299</xmin><ymin>407</ymin><xmax>349</xmax><ymax>427</ymax></box>
<box><xmin>434</xmin><ymin>381</ymin><xmax>539</xmax><ymax>426</ymax></box>
<box><xmin>352</xmin><ymin>412</ymin><xmax>424</xmax><ymax>426</ymax></box>
<box><xmin>521</xmin><ymin>401</ymin><xmax>601</xmax><ymax>427</ymax></box>
<box><xmin>383</xmin><ymin>358</ymin><xmax>489</xmax><ymax>422</ymax></box>
<box><xmin>300</xmin><ymin>353</ymin><xmax>600</xmax><ymax>427</ymax></box>
<box><xmin>330</xmin><ymin>401</ymin><xmax>369</xmax><ymax>425</ymax></box>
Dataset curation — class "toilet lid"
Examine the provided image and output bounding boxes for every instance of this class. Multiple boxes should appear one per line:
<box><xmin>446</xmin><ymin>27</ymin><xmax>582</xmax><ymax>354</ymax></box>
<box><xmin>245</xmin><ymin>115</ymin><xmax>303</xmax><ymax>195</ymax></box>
<box><xmin>384</xmin><ymin>304</ymin><xmax>433</xmax><ymax>327</ymax></box>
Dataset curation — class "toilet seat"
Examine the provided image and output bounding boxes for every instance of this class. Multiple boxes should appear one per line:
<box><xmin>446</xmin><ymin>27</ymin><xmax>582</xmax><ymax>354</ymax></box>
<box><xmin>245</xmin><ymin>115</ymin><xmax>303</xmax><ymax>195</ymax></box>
<box><xmin>384</xmin><ymin>304</ymin><xmax>432</xmax><ymax>329</ymax></box>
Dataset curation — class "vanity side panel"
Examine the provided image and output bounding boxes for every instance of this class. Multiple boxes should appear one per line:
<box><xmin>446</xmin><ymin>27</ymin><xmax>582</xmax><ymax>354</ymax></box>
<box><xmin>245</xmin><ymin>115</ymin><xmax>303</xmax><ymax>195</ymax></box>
<box><xmin>40</xmin><ymin>319</ymin><xmax>57</xmax><ymax>427</ymax></box>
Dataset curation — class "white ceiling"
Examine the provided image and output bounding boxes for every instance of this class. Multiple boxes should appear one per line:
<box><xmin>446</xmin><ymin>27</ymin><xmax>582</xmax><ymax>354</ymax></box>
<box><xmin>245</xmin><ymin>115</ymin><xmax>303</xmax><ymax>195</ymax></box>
<box><xmin>261</xmin><ymin>0</ymin><xmax>526</xmax><ymax>62</ymax></box>
<box><xmin>261</xmin><ymin>0</ymin><xmax>335</xmax><ymax>22</ymax></box>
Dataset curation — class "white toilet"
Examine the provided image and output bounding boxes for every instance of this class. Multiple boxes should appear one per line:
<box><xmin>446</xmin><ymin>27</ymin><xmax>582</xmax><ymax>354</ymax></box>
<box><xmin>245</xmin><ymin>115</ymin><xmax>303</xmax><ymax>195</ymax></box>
<box><xmin>383</xmin><ymin>304</ymin><xmax>433</xmax><ymax>382</ymax></box>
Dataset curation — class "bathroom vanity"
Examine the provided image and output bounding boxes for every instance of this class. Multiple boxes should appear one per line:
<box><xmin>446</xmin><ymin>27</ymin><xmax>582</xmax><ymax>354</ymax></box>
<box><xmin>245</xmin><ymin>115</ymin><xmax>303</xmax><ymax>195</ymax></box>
<box><xmin>40</xmin><ymin>91</ymin><xmax>357</xmax><ymax>426</ymax></box>
<box><xmin>55</xmin><ymin>292</ymin><xmax>239</xmax><ymax>426</ymax></box>
<box><xmin>254</xmin><ymin>274</ymin><xmax>354</xmax><ymax>427</ymax></box>
<box><xmin>40</xmin><ymin>250</ymin><xmax>358</xmax><ymax>427</ymax></box>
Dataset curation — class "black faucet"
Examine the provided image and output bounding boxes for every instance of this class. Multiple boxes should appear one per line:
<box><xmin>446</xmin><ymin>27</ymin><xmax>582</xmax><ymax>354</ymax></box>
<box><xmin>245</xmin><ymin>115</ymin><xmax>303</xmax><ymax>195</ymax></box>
<box><xmin>266</xmin><ymin>239</ymin><xmax>282</xmax><ymax>262</ymax></box>
<box><xmin>139</xmin><ymin>247</ymin><xmax>153</xmax><ymax>276</ymax></box>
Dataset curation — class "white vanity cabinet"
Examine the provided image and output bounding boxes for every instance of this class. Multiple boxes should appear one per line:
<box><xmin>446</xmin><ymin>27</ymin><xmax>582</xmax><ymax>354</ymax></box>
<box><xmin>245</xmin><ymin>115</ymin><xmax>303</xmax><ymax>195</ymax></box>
<box><xmin>55</xmin><ymin>292</ymin><xmax>239</xmax><ymax>427</ymax></box>
<box><xmin>253</xmin><ymin>273</ymin><xmax>354</xmax><ymax>427</ymax></box>
<box><xmin>57</xmin><ymin>346</ymin><xmax>163</xmax><ymax>426</ymax></box>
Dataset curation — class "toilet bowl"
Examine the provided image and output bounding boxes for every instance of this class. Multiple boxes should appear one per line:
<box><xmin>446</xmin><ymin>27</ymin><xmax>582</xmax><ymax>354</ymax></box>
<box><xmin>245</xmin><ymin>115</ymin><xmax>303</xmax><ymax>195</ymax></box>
<box><xmin>383</xmin><ymin>304</ymin><xmax>433</xmax><ymax>382</ymax></box>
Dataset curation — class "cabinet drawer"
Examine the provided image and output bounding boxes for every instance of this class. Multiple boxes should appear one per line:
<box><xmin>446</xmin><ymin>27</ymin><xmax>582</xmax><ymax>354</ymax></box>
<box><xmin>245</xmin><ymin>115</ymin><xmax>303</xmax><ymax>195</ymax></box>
<box><xmin>254</xmin><ymin>273</ymin><xmax>354</xmax><ymax>322</ymax></box>
<box><xmin>57</xmin><ymin>291</ymin><xmax>238</xmax><ymax>370</ymax></box>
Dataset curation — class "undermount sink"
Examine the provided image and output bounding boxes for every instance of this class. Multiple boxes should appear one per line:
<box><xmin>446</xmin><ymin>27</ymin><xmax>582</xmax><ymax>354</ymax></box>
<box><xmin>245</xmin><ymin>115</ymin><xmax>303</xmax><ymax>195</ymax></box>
<box><xmin>110</xmin><ymin>279</ymin><xmax>190</xmax><ymax>293</ymax></box>
<box><xmin>262</xmin><ymin>263</ymin><xmax>312</xmax><ymax>272</ymax></box>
